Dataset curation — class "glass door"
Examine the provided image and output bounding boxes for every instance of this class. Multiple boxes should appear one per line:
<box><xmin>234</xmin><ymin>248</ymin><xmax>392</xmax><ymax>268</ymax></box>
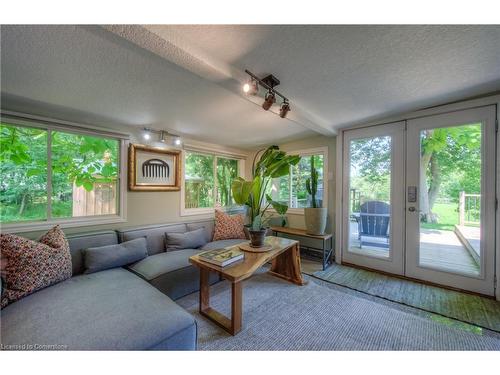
<box><xmin>405</xmin><ymin>106</ymin><xmax>496</xmax><ymax>296</ymax></box>
<box><xmin>342</xmin><ymin>122</ymin><xmax>405</xmax><ymax>275</ymax></box>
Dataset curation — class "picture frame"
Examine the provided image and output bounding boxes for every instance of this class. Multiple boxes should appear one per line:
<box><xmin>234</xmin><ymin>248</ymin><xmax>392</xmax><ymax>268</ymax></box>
<box><xmin>128</xmin><ymin>144</ymin><xmax>181</xmax><ymax>191</ymax></box>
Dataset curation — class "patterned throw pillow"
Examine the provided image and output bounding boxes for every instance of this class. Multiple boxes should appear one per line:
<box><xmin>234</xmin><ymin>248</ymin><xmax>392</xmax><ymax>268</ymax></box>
<box><xmin>212</xmin><ymin>209</ymin><xmax>246</xmax><ymax>241</ymax></box>
<box><xmin>0</xmin><ymin>225</ymin><xmax>72</xmax><ymax>308</ymax></box>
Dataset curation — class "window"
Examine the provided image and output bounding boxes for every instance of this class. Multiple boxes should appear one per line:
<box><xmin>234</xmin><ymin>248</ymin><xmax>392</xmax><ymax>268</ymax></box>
<box><xmin>0</xmin><ymin>119</ymin><xmax>126</xmax><ymax>230</ymax></box>
<box><xmin>183</xmin><ymin>150</ymin><xmax>241</xmax><ymax>214</ymax></box>
<box><xmin>269</xmin><ymin>148</ymin><xmax>327</xmax><ymax>211</ymax></box>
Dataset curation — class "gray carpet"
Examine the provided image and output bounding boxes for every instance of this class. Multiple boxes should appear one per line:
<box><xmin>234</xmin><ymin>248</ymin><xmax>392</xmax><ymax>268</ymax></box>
<box><xmin>177</xmin><ymin>270</ymin><xmax>500</xmax><ymax>350</ymax></box>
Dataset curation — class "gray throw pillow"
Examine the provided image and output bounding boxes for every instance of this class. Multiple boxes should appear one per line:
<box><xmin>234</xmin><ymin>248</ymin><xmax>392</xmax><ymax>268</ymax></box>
<box><xmin>83</xmin><ymin>237</ymin><xmax>148</xmax><ymax>274</ymax></box>
<box><xmin>166</xmin><ymin>227</ymin><xmax>207</xmax><ymax>251</ymax></box>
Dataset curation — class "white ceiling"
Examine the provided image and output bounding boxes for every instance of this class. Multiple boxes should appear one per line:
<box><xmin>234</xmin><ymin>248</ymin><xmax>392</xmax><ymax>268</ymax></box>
<box><xmin>2</xmin><ymin>25</ymin><xmax>500</xmax><ymax>149</ymax></box>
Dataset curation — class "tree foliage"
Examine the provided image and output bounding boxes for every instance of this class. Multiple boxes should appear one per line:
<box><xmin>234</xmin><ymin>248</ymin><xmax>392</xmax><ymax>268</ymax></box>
<box><xmin>349</xmin><ymin>124</ymin><xmax>481</xmax><ymax>224</ymax></box>
<box><xmin>0</xmin><ymin>123</ymin><xmax>118</xmax><ymax>222</ymax></box>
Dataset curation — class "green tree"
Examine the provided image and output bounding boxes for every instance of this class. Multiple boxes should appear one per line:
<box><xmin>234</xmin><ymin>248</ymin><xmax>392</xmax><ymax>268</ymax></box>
<box><xmin>349</xmin><ymin>125</ymin><xmax>481</xmax><ymax>224</ymax></box>
<box><xmin>1</xmin><ymin>123</ymin><xmax>118</xmax><ymax>222</ymax></box>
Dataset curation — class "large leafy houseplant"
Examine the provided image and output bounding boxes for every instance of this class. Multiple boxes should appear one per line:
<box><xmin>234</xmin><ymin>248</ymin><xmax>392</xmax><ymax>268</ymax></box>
<box><xmin>231</xmin><ymin>146</ymin><xmax>299</xmax><ymax>246</ymax></box>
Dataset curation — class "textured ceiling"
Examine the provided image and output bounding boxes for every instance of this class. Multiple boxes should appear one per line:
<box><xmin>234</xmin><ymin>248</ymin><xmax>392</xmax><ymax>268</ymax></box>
<box><xmin>164</xmin><ymin>25</ymin><xmax>500</xmax><ymax>128</ymax></box>
<box><xmin>2</xmin><ymin>25</ymin><xmax>500</xmax><ymax>149</ymax></box>
<box><xmin>0</xmin><ymin>25</ymin><xmax>314</xmax><ymax>149</ymax></box>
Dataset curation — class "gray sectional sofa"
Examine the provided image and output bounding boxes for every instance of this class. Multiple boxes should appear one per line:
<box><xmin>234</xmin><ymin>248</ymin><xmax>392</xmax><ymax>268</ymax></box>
<box><xmin>1</xmin><ymin>219</ymin><xmax>246</xmax><ymax>350</ymax></box>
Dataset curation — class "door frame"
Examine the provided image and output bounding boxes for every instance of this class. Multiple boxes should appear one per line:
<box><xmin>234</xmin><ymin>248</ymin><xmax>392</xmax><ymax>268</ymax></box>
<box><xmin>341</xmin><ymin>121</ymin><xmax>406</xmax><ymax>275</ymax></box>
<box><xmin>335</xmin><ymin>97</ymin><xmax>499</xmax><ymax>299</ymax></box>
<box><xmin>405</xmin><ymin>106</ymin><xmax>496</xmax><ymax>296</ymax></box>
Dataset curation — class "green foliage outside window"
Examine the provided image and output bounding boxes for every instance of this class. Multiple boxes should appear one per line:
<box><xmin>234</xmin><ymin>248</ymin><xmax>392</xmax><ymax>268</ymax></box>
<box><xmin>184</xmin><ymin>152</ymin><xmax>239</xmax><ymax>209</ymax></box>
<box><xmin>0</xmin><ymin>123</ymin><xmax>119</xmax><ymax>223</ymax></box>
<box><xmin>348</xmin><ymin>124</ymin><xmax>481</xmax><ymax>229</ymax></box>
<box><xmin>270</xmin><ymin>154</ymin><xmax>324</xmax><ymax>208</ymax></box>
<box><xmin>184</xmin><ymin>153</ymin><xmax>214</xmax><ymax>208</ymax></box>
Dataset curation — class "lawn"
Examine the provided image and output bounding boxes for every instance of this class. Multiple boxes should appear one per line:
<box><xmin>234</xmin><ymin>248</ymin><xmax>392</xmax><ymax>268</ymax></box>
<box><xmin>420</xmin><ymin>202</ymin><xmax>459</xmax><ymax>231</ymax></box>
<box><xmin>0</xmin><ymin>201</ymin><xmax>72</xmax><ymax>222</ymax></box>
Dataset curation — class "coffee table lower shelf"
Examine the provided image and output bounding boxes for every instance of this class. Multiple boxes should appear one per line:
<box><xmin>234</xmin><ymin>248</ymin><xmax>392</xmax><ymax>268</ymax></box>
<box><xmin>190</xmin><ymin>237</ymin><xmax>304</xmax><ymax>336</ymax></box>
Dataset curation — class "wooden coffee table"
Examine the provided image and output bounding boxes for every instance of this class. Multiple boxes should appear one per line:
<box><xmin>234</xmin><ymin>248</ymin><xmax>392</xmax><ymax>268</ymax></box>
<box><xmin>189</xmin><ymin>236</ymin><xmax>304</xmax><ymax>335</ymax></box>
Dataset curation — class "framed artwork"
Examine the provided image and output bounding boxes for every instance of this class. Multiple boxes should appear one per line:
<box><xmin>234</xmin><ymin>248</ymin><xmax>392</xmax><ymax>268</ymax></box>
<box><xmin>128</xmin><ymin>144</ymin><xmax>181</xmax><ymax>191</ymax></box>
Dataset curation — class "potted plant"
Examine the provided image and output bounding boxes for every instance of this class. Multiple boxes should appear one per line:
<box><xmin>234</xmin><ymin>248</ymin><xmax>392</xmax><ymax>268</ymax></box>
<box><xmin>304</xmin><ymin>155</ymin><xmax>328</xmax><ymax>235</ymax></box>
<box><xmin>232</xmin><ymin>146</ymin><xmax>300</xmax><ymax>247</ymax></box>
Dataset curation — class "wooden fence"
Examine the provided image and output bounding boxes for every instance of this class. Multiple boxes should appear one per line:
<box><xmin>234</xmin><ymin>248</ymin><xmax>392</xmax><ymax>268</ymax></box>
<box><xmin>72</xmin><ymin>182</ymin><xmax>117</xmax><ymax>217</ymax></box>
<box><xmin>459</xmin><ymin>191</ymin><xmax>480</xmax><ymax>226</ymax></box>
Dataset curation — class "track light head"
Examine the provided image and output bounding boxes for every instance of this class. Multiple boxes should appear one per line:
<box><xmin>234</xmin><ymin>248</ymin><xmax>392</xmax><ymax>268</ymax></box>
<box><xmin>142</xmin><ymin>127</ymin><xmax>182</xmax><ymax>147</ymax></box>
<box><xmin>243</xmin><ymin>79</ymin><xmax>258</xmax><ymax>95</ymax></box>
<box><xmin>279</xmin><ymin>101</ymin><xmax>291</xmax><ymax>118</ymax></box>
<box><xmin>142</xmin><ymin>128</ymin><xmax>152</xmax><ymax>140</ymax></box>
<box><xmin>262</xmin><ymin>91</ymin><xmax>276</xmax><ymax>111</ymax></box>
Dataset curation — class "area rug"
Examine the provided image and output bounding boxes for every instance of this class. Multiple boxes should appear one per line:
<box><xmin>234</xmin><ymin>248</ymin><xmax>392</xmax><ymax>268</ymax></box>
<box><xmin>176</xmin><ymin>270</ymin><xmax>500</xmax><ymax>350</ymax></box>
<box><xmin>312</xmin><ymin>264</ymin><xmax>500</xmax><ymax>333</ymax></box>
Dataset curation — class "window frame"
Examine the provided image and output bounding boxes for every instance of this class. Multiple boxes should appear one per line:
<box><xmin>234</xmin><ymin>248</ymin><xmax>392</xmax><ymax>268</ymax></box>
<box><xmin>0</xmin><ymin>112</ymin><xmax>128</xmax><ymax>233</ymax></box>
<box><xmin>272</xmin><ymin>146</ymin><xmax>329</xmax><ymax>215</ymax></box>
<box><xmin>180</xmin><ymin>148</ymin><xmax>245</xmax><ymax>216</ymax></box>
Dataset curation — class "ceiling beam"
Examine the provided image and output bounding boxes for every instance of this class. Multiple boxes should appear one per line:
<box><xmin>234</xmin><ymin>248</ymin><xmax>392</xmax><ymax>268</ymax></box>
<box><xmin>102</xmin><ymin>25</ymin><xmax>336</xmax><ymax>136</ymax></box>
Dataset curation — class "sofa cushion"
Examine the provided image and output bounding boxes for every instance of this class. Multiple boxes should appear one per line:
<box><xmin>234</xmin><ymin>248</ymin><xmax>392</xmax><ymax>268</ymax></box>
<box><xmin>186</xmin><ymin>220</ymin><xmax>214</xmax><ymax>243</ymax></box>
<box><xmin>0</xmin><ymin>268</ymin><xmax>196</xmax><ymax>350</ymax></box>
<box><xmin>200</xmin><ymin>239</ymin><xmax>246</xmax><ymax>251</ymax></box>
<box><xmin>118</xmin><ymin>223</ymin><xmax>187</xmax><ymax>255</ymax></box>
<box><xmin>166</xmin><ymin>228</ymin><xmax>207</xmax><ymax>251</ymax></box>
<box><xmin>0</xmin><ymin>226</ymin><xmax>72</xmax><ymax>308</ymax></box>
<box><xmin>213</xmin><ymin>209</ymin><xmax>246</xmax><ymax>241</ymax></box>
<box><xmin>67</xmin><ymin>231</ymin><xmax>119</xmax><ymax>276</ymax></box>
<box><xmin>128</xmin><ymin>250</ymin><xmax>199</xmax><ymax>281</ymax></box>
<box><xmin>83</xmin><ymin>238</ymin><xmax>148</xmax><ymax>274</ymax></box>
<box><xmin>128</xmin><ymin>249</ymin><xmax>220</xmax><ymax>300</ymax></box>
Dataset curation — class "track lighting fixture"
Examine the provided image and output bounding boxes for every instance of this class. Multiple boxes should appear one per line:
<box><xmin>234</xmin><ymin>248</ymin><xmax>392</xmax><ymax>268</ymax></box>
<box><xmin>243</xmin><ymin>69</ymin><xmax>291</xmax><ymax>118</ymax></box>
<box><xmin>142</xmin><ymin>127</ymin><xmax>182</xmax><ymax>147</ymax></box>
<box><xmin>262</xmin><ymin>91</ymin><xmax>276</xmax><ymax>111</ymax></box>
<box><xmin>279</xmin><ymin>101</ymin><xmax>291</xmax><ymax>118</ymax></box>
<box><xmin>243</xmin><ymin>78</ymin><xmax>258</xmax><ymax>95</ymax></box>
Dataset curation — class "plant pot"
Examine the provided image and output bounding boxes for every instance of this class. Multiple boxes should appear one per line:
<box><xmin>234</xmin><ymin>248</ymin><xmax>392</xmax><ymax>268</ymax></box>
<box><xmin>304</xmin><ymin>207</ymin><xmax>328</xmax><ymax>235</ymax></box>
<box><xmin>247</xmin><ymin>227</ymin><xmax>267</xmax><ymax>247</ymax></box>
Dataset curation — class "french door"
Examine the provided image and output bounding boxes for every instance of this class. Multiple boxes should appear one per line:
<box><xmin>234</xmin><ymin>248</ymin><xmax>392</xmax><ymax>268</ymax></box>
<box><xmin>342</xmin><ymin>106</ymin><xmax>497</xmax><ymax>296</ymax></box>
<box><xmin>342</xmin><ymin>122</ymin><xmax>405</xmax><ymax>275</ymax></box>
<box><xmin>405</xmin><ymin>106</ymin><xmax>496</xmax><ymax>295</ymax></box>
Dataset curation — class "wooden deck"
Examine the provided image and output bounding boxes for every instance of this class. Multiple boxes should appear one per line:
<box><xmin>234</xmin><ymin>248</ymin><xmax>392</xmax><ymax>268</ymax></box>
<box><xmin>348</xmin><ymin>222</ymin><xmax>480</xmax><ymax>276</ymax></box>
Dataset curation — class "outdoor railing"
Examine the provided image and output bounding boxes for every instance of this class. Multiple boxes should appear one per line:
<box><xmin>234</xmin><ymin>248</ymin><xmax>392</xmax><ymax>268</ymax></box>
<box><xmin>459</xmin><ymin>191</ymin><xmax>480</xmax><ymax>226</ymax></box>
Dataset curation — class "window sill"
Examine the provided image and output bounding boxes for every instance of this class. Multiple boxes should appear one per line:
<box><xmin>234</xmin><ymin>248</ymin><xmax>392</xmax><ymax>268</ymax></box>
<box><xmin>0</xmin><ymin>215</ymin><xmax>127</xmax><ymax>234</ymax></box>
<box><xmin>180</xmin><ymin>206</ymin><xmax>246</xmax><ymax>217</ymax></box>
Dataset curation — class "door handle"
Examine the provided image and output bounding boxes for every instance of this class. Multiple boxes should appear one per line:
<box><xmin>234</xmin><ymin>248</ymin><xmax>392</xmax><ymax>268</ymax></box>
<box><xmin>408</xmin><ymin>207</ymin><xmax>416</xmax><ymax>212</ymax></box>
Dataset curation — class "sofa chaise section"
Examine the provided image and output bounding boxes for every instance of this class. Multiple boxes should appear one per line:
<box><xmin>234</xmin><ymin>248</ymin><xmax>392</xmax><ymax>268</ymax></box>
<box><xmin>118</xmin><ymin>220</ymin><xmax>244</xmax><ymax>300</ymax></box>
<box><xmin>1</xmin><ymin>268</ymin><xmax>196</xmax><ymax>350</ymax></box>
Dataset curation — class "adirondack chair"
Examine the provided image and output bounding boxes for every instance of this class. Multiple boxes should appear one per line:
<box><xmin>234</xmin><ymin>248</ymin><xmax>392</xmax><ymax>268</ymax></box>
<box><xmin>355</xmin><ymin>201</ymin><xmax>390</xmax><ymax>248</ymax></box>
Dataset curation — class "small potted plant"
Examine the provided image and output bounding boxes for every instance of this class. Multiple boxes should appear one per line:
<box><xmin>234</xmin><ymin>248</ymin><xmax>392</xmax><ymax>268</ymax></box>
<box><xmin>304</xmin><ymin>155</ymin><xmax>328</xmax><ymax>235</ymax></box>
<box><xmin>232</xmin><ymin>146</ymin><xmax>299</xmax><ymax>247</ymax></box>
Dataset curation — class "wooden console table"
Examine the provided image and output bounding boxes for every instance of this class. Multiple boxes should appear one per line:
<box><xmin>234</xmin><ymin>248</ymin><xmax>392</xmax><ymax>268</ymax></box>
<box><xmin>189</xmin><ymin>236</ymin><xmax>304</xmax><ymax>335</ymax></box>
<box><xmin>271</xmin><ymin>226</ymin><xmax>334</xmax><ymax>270</ymax></box>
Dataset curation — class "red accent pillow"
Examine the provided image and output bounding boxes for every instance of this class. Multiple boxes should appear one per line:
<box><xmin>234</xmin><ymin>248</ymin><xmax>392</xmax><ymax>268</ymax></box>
<box><xmin>0</xmin><ymin>225</ymin><xmax>72</xmax><ymax>308</ymax></box>
<box><xmin>212</xmin><ymin>209</ymin><xmax>246</xmax><ymax>241</ymax></box>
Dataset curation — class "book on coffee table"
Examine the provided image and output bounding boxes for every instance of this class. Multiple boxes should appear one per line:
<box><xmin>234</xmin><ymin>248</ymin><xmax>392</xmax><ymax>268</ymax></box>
<box><xmin>198</xmin><ymin>247</ymin><xmax>244</xmax><ymax>267</ymax></box>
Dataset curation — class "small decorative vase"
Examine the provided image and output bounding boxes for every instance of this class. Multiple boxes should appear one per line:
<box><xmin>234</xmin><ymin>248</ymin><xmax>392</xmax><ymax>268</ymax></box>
<box><xmin>248</xmin><ymin>228</ymin><xmax>267</xmax><ymax>247</ymax></box>
<box><xmin>304</xmin><ymin>207</ymin><xmax>328</xmax><ymax>235</ymax></box>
